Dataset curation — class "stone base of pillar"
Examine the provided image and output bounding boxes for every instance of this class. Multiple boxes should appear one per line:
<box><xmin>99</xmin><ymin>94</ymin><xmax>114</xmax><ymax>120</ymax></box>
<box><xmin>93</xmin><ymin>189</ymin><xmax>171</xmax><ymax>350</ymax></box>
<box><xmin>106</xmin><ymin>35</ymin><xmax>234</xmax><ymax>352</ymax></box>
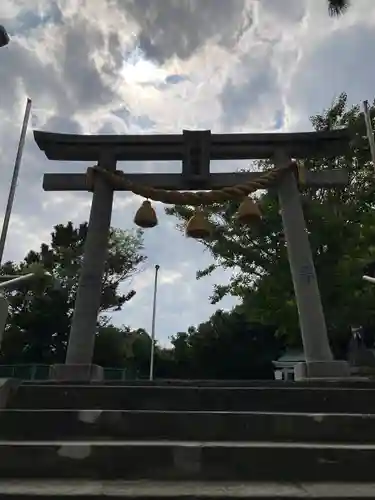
<box><xmin>294</xmin><ymin>360</ymin><xmax>350</xmax><ymax>381</ymax></box>
<box><xmin>49</xmin><ymin>364</ymin><xmax>104</xmax><ymax>382</ymax></box>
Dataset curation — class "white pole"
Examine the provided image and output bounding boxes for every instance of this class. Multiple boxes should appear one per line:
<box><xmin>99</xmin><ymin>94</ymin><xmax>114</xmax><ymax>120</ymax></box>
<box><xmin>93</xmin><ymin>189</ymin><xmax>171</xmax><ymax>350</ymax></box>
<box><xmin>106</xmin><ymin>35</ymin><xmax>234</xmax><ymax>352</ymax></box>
<box><xmin>363</xmin><ymin>100</ymin><xmax>375</xmax><ymax>173</ymax></box>
<box><xmin>0</xmin><ymin>97</ymin><xmax>32</xmax><ymax>264</ymax></box>
<box><xmin>363</xmin><ymin>275</ymin><xmax>375</xmax><ymax>284</ymax></box>
<box><xmin>149</xmin><ymin>264</ymin><xmax>160</xmax><ymax>381</ymax></box>
<box><xmin>0</xmin><ymin>272</ymin><xmax>52</xmax><ymax>291</ymax></box>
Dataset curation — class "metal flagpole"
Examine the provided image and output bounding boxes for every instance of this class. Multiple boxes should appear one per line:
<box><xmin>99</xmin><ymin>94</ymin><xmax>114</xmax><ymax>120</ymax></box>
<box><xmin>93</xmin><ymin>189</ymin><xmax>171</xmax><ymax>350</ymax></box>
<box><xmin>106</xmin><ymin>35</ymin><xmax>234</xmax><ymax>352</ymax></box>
<box><xmin>0</xmin><ymin>97</ymin><xmax>32</xmax><ymax>264</ymax></box>
<box><xmin>363</xmin><ymin>100</ymin><xmax>375</xmax><ymax>172</ymax></box>
<box><xmin>149</xmin><ymin>264</ymin><xmax>160</xmax><ymax>381</ymax></box>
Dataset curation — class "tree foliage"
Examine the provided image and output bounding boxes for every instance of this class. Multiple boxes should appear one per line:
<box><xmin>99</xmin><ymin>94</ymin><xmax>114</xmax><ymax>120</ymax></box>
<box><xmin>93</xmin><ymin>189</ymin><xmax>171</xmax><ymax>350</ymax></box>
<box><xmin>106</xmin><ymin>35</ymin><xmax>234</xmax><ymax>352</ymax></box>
<box><xmin>0</xmin><ymin>222</ymin><xmax>146</xmax><ymax>364</ymax></box>
<box><xmin>166</xmin><ymin>309</ymin><xmax>284</xmax><ymax>379</ymax></box>
<box><xmin>0</xmin><ymin>220</ymin><xmax>280</xmax><ymax>380</ymax></box>
<box><xmin>168</xmin><ymin>94</ymin><xmax>375</xmax><ymax>349</ymax></box>
<box><xmin>93</xmin><ymin>324</ymin><xmax>155</xmax><ymax>375</ymax></box>
<box><xmin>328</xmin><ymin>0</ymin><xmax>350</xmax><ymax>17</ymax></box>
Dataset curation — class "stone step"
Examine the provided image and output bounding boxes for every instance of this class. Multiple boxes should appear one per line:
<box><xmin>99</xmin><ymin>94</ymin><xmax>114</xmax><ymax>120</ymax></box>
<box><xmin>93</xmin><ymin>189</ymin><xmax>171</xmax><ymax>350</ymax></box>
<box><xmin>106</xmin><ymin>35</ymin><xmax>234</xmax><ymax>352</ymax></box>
<box><xmin>0</xmin><ymin>479</ymin><xmax>374</xmax><ymax>499</ymax></box>
<box><xmin>1</xmin><ymin>440</ymin><xmax>375</xmax><ymax>481</ymax></box>
<box><xmin>21</xmin><ymin>378</ymin><xmax>374</xmax><ymax>387</ymax></box>
<box><xmin>8</xmin><ymin>384</ymin><xmax>375</xmax><ymax>412</ymax></box>
<box><xmin>2</xmin><ymin>409</ymin><xmax>375</xmax><ymax>443</ymax></box>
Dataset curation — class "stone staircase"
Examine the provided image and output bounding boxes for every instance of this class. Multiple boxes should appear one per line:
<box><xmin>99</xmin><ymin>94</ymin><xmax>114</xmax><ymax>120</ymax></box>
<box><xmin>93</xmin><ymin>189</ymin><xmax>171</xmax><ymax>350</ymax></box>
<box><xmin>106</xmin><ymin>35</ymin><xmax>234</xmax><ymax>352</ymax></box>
<box><xmin>1</xmin><ymin>379</ymin><xmax>375</xmax><ymax>498</ymax></box>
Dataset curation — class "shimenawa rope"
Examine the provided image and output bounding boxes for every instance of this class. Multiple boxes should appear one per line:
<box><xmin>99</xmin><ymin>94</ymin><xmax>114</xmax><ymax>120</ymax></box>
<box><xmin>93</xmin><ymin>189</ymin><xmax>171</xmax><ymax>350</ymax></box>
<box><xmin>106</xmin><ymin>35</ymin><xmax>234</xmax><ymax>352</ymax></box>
<box><xmin>87</xmin><ymin>161</ymin><xmax>297</xmax><ymax>206</ymax></box>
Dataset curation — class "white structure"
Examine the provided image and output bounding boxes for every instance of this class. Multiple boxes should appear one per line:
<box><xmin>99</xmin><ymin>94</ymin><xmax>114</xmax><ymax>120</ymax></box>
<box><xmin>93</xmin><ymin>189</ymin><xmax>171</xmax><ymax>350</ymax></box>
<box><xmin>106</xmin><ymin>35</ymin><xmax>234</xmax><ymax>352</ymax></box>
<box><xmin>273</xmin><ymin>350</ymin><xmax>305</xmax><ymax>381</ymax></box>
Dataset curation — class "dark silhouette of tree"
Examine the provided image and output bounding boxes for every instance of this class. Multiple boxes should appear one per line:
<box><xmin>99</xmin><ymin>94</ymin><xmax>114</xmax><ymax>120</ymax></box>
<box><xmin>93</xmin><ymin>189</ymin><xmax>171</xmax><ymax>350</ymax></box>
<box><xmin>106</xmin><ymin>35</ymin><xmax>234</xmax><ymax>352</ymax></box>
<box><xmin>0</xmin><ymin>222</ymin><xmax>146</xmax><ymax>365</ymax></box>
<box><xmin>328</xmin><ymin>0</ymin><xmax>350</xmax><ymax>16</ymax></box>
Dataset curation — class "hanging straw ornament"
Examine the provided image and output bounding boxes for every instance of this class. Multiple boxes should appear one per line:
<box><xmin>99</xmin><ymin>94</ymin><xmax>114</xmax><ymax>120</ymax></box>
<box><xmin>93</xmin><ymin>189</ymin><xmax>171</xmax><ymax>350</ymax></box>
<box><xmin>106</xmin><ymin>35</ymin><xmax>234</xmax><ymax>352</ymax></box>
<box><xmin>134</xmin><ymin>200</ymin><xmax>158</xmax><ymax>228</ymax></box>
<box><xmin>186</xmin><ymin>209</ymin><xmax>212</xmax><ymax>239</ymax></box>
<box><xmin>236</xmin><ymin>196</ymin><xmax>261</xmax><ymax>225</ymax></box>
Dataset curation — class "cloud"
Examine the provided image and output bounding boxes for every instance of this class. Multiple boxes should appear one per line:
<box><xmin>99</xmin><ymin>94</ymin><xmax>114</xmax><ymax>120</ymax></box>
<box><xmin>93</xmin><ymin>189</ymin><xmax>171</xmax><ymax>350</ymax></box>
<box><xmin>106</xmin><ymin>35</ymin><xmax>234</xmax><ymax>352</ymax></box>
<box><xmin>1</xmin><ymin>0</ymin><xmax>375</xmax><ymax>345</ymax></box>
<box><xmin>44</xmin><ymin>116</ymin><xmax>82</xmax><ymax>134</ymax></box>
<box><xmin>288</xmin><ymin>22</ymin><xmax>375</xmax><ymax>124</ymax></box>
<box><xmin>121</xmin><ymin>0</ymin><xmax>254</xmax><ymax>63</ymax></box>
<box><xmin>258</xmin><ymin>0</ymin><xmax>307</xmax><ymax>24</ymax></box>
<box><xmin>219</xmin><ymin>48</ymin><xmax>280</xmax><ymax>129</ymax></box>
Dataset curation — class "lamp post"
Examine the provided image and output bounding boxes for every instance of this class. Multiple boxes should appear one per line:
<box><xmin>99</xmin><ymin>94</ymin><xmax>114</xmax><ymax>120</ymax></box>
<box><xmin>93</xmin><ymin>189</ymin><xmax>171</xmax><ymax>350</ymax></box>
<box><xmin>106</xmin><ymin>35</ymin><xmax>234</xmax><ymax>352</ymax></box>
<box><xmin>149</xmin><ymin>264</ymin><xmax>160</xmax><ymax>381</ymax></box>
<box><xmin>363</xmin><ymin>261</ymin><xmax>375</xmax><ymax>285</ymax></box>
<box><xmin>0</xmin><ymin>98</ymin><xmax>32</xmax><ymax>264</ymax></box>
<box><xmin>0</xmin><ymin>26</ymin><xmax>10</xmax><ymax>48</ymax></box>
<box><xmin>0</xmin><ymin>272</ymin><xmax>55</xmax><ymax>291</ymax></box>
<box><xmin>0</xmin><ymin>270</ymin><xmax>60</xmax><ymax>345</ymax></box>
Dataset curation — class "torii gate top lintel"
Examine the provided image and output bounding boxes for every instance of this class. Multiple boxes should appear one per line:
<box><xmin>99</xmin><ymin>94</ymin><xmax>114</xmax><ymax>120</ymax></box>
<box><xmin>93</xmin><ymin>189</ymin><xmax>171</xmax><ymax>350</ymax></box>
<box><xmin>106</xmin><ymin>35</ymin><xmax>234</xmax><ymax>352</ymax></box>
<box><xmin>33</xmin><ymin>128</ymin><xmax>351</xmax><ymax>162</ymax></box>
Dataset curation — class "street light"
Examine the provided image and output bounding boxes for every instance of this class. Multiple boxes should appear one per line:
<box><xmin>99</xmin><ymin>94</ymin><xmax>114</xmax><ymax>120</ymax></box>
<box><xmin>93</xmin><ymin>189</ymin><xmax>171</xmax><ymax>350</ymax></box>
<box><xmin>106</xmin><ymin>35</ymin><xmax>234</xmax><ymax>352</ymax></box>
<box><xmin>0</xmin><ymin>26</ymin><xmax>10</xmax><ymax>48</ymax></box>
<box><xmin>0</xmin><ymin>97</ymin><xmax>32</xmax><ymax>264</ymax></box>
<box><xmin>0</xmin><ymin>270</ymin><xmax>61</xmax><ymax>346</ymax></box>
<box><xmin>0</xmin><ymin>271</ymin><xmax>60</xmax><ymax>292</ymax></box>
<box><xmin>363</xmin><ymin>275</ymin><xmax>375</xmax><ymax>284</ymax></box>
<box><xmin>363</xmin><ymin>261</ymin><xmax>375</xmax><ymax>284</ymax></box>
<box><xmin>149</xmin><ymin>264</ymin><xmax>160</xmax><ymax>381</ymax></box>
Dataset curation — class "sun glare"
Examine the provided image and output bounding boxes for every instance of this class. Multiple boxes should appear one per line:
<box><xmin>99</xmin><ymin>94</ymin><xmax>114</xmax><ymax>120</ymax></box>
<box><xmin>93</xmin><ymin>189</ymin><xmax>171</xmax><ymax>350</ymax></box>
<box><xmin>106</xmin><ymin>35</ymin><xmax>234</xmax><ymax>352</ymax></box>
<box><xmin>121</xmin><ymin>47</ymin><xmax>168</xmax><ymax>85</ymax></box>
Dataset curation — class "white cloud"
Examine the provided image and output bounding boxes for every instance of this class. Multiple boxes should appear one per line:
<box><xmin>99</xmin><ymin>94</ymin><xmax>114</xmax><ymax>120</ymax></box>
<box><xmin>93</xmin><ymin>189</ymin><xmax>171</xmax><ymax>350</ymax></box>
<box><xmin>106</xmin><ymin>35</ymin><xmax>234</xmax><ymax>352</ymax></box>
<box><xmin>159</xmin><ymin>270</ymin><xmax>183</xmax><ymax>285</ymax></box>
<box><xmin>0</xmin><ymin>0</ymin><xmax>373</xmax><ymax>345</ymax></box>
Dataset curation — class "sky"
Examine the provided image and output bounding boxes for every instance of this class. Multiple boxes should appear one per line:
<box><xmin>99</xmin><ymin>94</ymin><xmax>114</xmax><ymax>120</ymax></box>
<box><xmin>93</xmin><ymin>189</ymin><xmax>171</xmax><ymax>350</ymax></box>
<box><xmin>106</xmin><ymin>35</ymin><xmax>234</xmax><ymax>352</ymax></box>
<box><xmin>0</xmin><ymin>0</ymin><xmax>375</xmax><ymax>345</ymax></box>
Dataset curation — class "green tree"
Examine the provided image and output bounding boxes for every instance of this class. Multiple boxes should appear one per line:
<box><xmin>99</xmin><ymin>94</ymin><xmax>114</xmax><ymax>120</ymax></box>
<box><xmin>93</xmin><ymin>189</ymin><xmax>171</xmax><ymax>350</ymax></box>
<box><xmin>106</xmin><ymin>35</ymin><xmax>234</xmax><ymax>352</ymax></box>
<box><xmin>94</xmin><ymin>324</ymin><xmax>157</xmax><ymax>376</ymax></box>
<box><xmin>0</xmin><ymin>222</ymin><xmax>146</xmax><ymax>365</ymax></box>
<box><xmin>328</xmin><ymin>0</ymin><xmax>350</xmax><ymax>16</ymax></box>
<box><xmin>107</xmin><ymin>325</ymin><xmax>171</xmax><ymax>379</ymax></box>
<box><xmin>93</xmin><ymin>325</ymin><xmax>128</xmax><ymax>368</ymax></box>
<box><xmin>122</xmin><ymin>326</ymin><xmax>153</xmax><ymax>377</ymax></box>
<box><xmin>168</xmin><ymin>93</ymin><xmax>375</xmax><ymax>351</ymax></box>
<box><xmin>170</xmin><ymin>309</ymin><xmax>284</xmax><ymax>379</ymax></box>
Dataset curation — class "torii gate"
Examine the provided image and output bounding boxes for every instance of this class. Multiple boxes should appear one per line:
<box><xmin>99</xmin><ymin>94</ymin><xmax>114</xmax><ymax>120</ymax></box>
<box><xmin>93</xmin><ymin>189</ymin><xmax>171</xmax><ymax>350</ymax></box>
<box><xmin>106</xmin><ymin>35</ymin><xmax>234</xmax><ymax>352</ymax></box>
<box><xmin>34</xmin><ymin>128</ymin><xmax>351</xmax><ymax>381</ymax></box>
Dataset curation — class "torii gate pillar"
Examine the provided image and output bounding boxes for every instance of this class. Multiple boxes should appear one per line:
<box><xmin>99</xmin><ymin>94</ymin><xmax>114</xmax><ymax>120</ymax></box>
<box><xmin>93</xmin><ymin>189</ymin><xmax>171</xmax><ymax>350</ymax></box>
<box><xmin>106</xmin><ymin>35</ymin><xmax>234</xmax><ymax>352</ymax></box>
<box><xmin>34</xmin><ymin>128</ymin><xmax>352</xmax><ymax>381</ymax></box>
<box><xmin>276</xmin><ymin>152</ymin><xmax>349</xmax><ymax>379</ymax></box>
<box><xmin>52</xmin><ymin>152</ymin><xmax>116</xmax><ymax>382</ymax></box>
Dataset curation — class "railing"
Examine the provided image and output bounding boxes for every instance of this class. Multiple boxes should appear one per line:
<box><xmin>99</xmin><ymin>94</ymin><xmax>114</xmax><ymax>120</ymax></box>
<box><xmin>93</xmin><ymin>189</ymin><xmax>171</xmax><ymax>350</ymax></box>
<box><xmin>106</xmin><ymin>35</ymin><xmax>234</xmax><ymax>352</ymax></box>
<box><xmin>0</xmin><ymin>364</ymin><xmax>132</xmax><ymax>381</ymax></box>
